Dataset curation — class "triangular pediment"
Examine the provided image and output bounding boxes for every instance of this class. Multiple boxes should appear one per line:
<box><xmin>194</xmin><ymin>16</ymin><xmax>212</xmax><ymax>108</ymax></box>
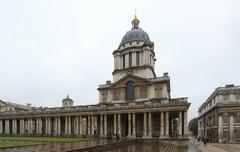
<box><xmin>110</xmin><ymin>74</ymin><xmax>151</xmax><ymax>88</ymax></box>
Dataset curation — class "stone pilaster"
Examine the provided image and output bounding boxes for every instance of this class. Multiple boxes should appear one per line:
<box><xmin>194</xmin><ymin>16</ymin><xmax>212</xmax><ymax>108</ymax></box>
<box><xmin>118</xmin><ymin>114</ymin><xmax>121</xmax><ymax>137</ymax></box>
<box><xmin>183</xmin><ymin>111</ymin><xmax>188</xmax><ymax>136</ymax></box>
<box><xmin>229</xmin><ymin>114</ymin><xmax>234</xmax><ymax>142</ymax></box>
<box><xmin>165</xmin><ymin>112</ymin><xmax>169</xmax><ymax>137</ymax></box>
<box><xmin>218</xmin><ymin>115</ymin><xmax>223</xmax><ymax>143</ymax></box>
<box><xmin>160</xmin><ymin>112</ymin><xmax>164</xmax><ymax>138</ymax></box>
<box><xmin>132</xmin><ymin>113</ymin><xmax>136</xmax><ymax>138</ymax></box>
<box><xmin>143</xmin><ymin>112</ymin><xmax>147</xmax><ymax>138</ymax></box>
<box><xmin>179</xmin><ymin>111</ymin><xmax>182</xmax><ymax>136</ymax></box>
<box><xmin>114</xmin><ymin>114</ymin><xmax>117</xmax><ymax>136</ymax></box>
<box><xmin>127</xmin><ymin>113</ymin><xmax>132</xmax><ymax>137</ymax></box>
<box><xmin>148</xmin><ymin>112</ymin><xmax>152</xmax><ymax>138</ymax></box>
<box><xmin>104</xmin><ymin>114</ymin><xmax>107</xmax><ymax>136</ymax></box>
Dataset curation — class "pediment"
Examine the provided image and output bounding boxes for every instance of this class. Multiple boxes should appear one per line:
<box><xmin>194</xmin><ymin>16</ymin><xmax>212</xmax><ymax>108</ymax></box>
<box><xmin>110</xmin><ymin>74</ymin><xmax>151</xmax><ymax>88</ymax></box>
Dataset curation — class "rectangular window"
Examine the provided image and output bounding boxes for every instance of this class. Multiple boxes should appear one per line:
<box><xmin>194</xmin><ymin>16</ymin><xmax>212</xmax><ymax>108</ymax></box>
<box><xmin>150</xmin><ymin>54</ymin><xmax>152</xmax><ymax>65</ymax></box>
<box><xmin>136</xmin><ymin>52</ymin><xmax>140</xmax><ymax>66</ymax></box>
<box><xmin>223</xmin><ymin>95</ymin><xmax>229</xmax><ymax>101</ymax></box>
<box><xmin>123</xmin><ymin>54</ymin><xmax>125</xmax><ymax>68</ymax></box>
<box><xmin>236</xmin><ymin>95</ymin><xmax>240</xmax><ymax>100</ymax></box>
<box><xmin>129</xmin><ymin>52</ymin><xmax>132</xmax><ymax>67</ymax></box>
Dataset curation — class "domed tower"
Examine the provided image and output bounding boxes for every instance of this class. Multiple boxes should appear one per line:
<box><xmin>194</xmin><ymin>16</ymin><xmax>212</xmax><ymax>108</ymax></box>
<box><xmin>112</xmin><ymin>15</ymin><xmax>156</xmax><ymax>82</ymax></box>
<box><xmin>98</xmin><ymin>15</ymin><xmax>171</xmax><ymax>104</ymax></box>
<box><xmin>62</xmin><ymin>95</ymin><xmax>73</xmax><ymax>107</ymax></box>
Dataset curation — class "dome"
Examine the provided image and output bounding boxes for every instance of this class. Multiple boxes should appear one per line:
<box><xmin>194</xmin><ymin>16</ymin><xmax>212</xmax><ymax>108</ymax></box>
<box><xmin>120</xmin><ymin>28</ymin><xmax>151</xmax><ymax>46</ymax></box>
<box><xmin>119</xmin><ymin>15</ymin><xmax>151</xmax><ymax>47</ymax></box>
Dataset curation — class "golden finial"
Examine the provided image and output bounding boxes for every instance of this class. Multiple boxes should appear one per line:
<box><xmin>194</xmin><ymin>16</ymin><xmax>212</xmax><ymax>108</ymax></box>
<box><xmin>132</xmin><ymin>9</ymin><xmax>140</xmax><ymax>28</ymax></box>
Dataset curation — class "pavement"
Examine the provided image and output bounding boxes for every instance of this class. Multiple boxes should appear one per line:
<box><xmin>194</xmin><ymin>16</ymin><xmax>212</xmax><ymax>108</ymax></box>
<box><xmin>190</xmin><ymin>137</ymin><xmax>240</xmax><ymax>152</ymax></box>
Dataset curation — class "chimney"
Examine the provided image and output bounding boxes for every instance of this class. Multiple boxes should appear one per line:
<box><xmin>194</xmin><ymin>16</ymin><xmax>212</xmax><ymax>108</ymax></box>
<box><xmin>225</xmin><ymin>84</ymin><xmax>234</xmax><ymax>88</ymax></box>
<box><xmin>163</xmin><ymin>72</ymin><xmax>169</xmax><ymax>77</ymax></box>
<box><xmin>27</xmin><ymin>103</ymin><xmax>31</xmax><ymax>108</ymax></box>
<box><xmin>106</xmin><ymin>80</ymin><xmax>111</xmax><ymax>84</ymax></box>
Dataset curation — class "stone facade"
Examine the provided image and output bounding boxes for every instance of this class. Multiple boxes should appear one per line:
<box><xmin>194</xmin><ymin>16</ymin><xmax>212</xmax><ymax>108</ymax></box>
<box><xmin>0</xmin><ymin>15</ymin><xmax>190</xmax><ymax>140</ymax></box>
<box><xmin>198</xmin><ymin>84</ymin><xmax>240</xmax><ymax>143</ymax></box>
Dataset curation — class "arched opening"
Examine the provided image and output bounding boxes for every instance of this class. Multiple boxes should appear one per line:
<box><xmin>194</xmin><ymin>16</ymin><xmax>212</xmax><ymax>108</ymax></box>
<box><xmin>126</xmin><ymin>81</ymin><xmax>135</xmax><ymax>101</ymax></box>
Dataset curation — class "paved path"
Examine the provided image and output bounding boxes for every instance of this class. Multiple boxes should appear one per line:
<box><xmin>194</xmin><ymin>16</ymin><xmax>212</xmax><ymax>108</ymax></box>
<box><xmin>0</xmin><ymin>139</ymin><xmax>117</xmax><ymax>152</ymax></box>
<box><xmin>190</xmin><ymin>137</ymin><xmax>240</xmax><ymax>152</ymax></box>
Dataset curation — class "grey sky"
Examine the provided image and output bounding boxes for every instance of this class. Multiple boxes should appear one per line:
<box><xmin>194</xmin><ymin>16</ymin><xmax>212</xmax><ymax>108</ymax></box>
<box><xmin>0</xmin><ymin>0</ymin><xmax>240</xmax><ymax>120</ymax></box>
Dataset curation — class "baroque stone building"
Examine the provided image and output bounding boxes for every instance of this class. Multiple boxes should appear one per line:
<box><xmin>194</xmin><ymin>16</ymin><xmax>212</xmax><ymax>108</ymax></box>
<box><xmin>198</xmin><ymin>84</ymin><xmax>240</xmax><ymax>143</ymax></box>
<box><xmin>0</xmin><ymin>16</ymin><xmax>190</xmax><ymax>139</ymax></box>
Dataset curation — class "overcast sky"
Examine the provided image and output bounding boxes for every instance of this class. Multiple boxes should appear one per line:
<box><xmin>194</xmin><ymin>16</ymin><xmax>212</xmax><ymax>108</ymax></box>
<box><xmin>0</xmin><ymin>0</ymin><xmax>240</xmax><ymax>120</ymax></box>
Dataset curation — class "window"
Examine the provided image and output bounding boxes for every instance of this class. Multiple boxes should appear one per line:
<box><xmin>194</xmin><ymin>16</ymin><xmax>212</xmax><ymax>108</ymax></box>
<box><xmin>236</xmin><ymin>95</ymin><xmax>240</xmax><ymax>100</ymax></box>
<box><xmin>129</xmin><ymin>52</ymin><xmax>132</xmax><ymax>67</ymax></box>
<box><xmin>223</xmin><ymin>116</ymin><xmax>228</xmax><ymax>124</ymax></box>
<box><xmin>136</xmin><ymin>52</ymin><xmax>140</xmax><ymax>66</ymax></box>
<box><xmin>123</xmin><ymin>54</ymin><xmax>125</xmax><ymax>68</ymax></box>
<box><xmin>126</xmin><ymin>81</ymin><xmax>135</xmax><ymax>101</ymax></box>
<box><xmin>150</xmin><ymin>54</ymin><xmax>152</xmax><ymax>65</ymax></box>
<box><xmin>223</xmin><ymin>95</ymin><xmax>229</xmax><ymax>101</ymax></box>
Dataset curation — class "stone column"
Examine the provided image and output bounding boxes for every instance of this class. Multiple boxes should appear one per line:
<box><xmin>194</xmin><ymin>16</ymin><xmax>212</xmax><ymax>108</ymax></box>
<box><xmin>100</xmin><ymin>115</ymin><xmax>103</xmax><ymax>136</ymax></box>
<box><xmin>76</xmin><ymin>116</ymin><xmax>79</xmax><ymax>135</ymax></box>
<box><xmin>28</xmin><ymin>118</ymin><xmax>31</xmax><ymax>134</ymax></box>
<box><xmin>54</xmin><ymin>117</ymin><xmax>58</xmax><ymax>135</ymax></box>
<box><xmin>160</xmin><ymin>112</ymin><xmax>164</xmax><ymax>138</ymax></box>
<box><xmin>5</xmin><ymin>119</ymin><xmax>9</xmax><ymax>134</ymax></box>
<box><xmin>39</xmin><ymin>118</ymin><xmax>42</xmax><ymax>134</ymax></box>
<box><xmin>148</xmin><ymin>112</ymin><xmax>152</xmax><ymax>138</ymax></box>
<box><xmin>118</xmin><ymin>114</ymin><xmax>121</xmax><ymax>137</ymax></box>
<box><xmin>218</xmin><ymin>115</ymin><xmax>223</xmax><ymax>143</ymax></box>
<box><xmin>229</xmin><ymin>114</ymin><xmax>234</xmax><ymax>142</ymax></box>
<box><xmin>132</xmin><ymin>52</ymin><xmax>136</xmax><ymax>66</ymax></box>
<box><xmin>20</xmin><ymin>119</ymin><xmax>24</xmax><ymax>134</ymax></box>
<box><xmin>114</xmin><ymin>114</ymin><xmax>117</xmax><ymax>135</ymax></box>
<box><xmin>132</xmin><ymin>113</ymin><xmax>136</xmax><ymax>138</ymax></box>
<box><xmin>11</xmin><ymin>120</ymin><xmax>15</xmax><ymax>134</ymax></box>
<box><xmin>36</xmin><ymin>119</ymin><xmax>38</xmax><ymax>134</ymax></box>
<box><xmin>65</xmin><ymin>116</ymin><xmax>68</xmax><ymax>135</ymax></box>
<box><xmin>45</xmin><ymin>118</ymin><xmax>48</xmax><ymax>135</ymax></box>
<box><xmin>79</xmin><ymin>116</ymin><xmax>82</xmax><ymax>136</ymax></box>
<box><xmin>0</xmin><ymin>120</ymin><xmax>2</xmax><ymax>134</ymax></box>
<box><xmin>104</xmin><ymin>114</ymin><xmax>107</xmax><ymax>136</ymax></box>
<box><xmin>91</xmin><ymin>115</ymin><xmax>94</xmax><ymax>135</ymax></box>
<box><xmin>87</xmin><ymin>116</ymin><xmax>91</xmax><ymax>135</ymax></box>
<box><xmin>68</xmin><ymin>116</ymin><xmax>71</xmax><ymax>135</ymax></box>
<box><xmin>179</xmin><ymin>111</ymin><xmax>182</xmax><ymax>136</ymax></box>
<box><xmin>128</xmin><ymin>113</ymin><xmax>132</xmax><ymax>137</ymax></box>
<box><xmin>48</xmin><ymin>118</ymin><xmax>51</xmax><ymax>135</ymax></box>
<box><xmin>143</xmin><ymin>112</ymin><xmax>147</xmax><ymax>137</ymax></box>
<box><xmin>165</xmin><ymin>112</ymin><xmax>169</xmax><ymax>137</ymax></box>
<box><xmin>57</xmin><ymin>117</ymin><xmax>61</xmax><ymax>135</ymax></box>
<box><xmin>183</xmin><ymin>111</ymin><xmax>188</xmax><ymax>136</ymax></box>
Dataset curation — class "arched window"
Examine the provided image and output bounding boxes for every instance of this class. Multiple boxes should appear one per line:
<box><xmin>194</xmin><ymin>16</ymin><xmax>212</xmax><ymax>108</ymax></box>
<box><xmin>126</xmin><ymin>81</ymin><xmax>135</xmax><ymax>101</ymax></box>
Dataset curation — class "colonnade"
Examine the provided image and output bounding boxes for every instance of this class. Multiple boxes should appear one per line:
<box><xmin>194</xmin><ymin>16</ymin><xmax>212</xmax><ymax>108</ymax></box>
<box><xmin>0</xmin><ymin>111</ymin><xmax>188</xmax><ymax>138</ymax></box>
